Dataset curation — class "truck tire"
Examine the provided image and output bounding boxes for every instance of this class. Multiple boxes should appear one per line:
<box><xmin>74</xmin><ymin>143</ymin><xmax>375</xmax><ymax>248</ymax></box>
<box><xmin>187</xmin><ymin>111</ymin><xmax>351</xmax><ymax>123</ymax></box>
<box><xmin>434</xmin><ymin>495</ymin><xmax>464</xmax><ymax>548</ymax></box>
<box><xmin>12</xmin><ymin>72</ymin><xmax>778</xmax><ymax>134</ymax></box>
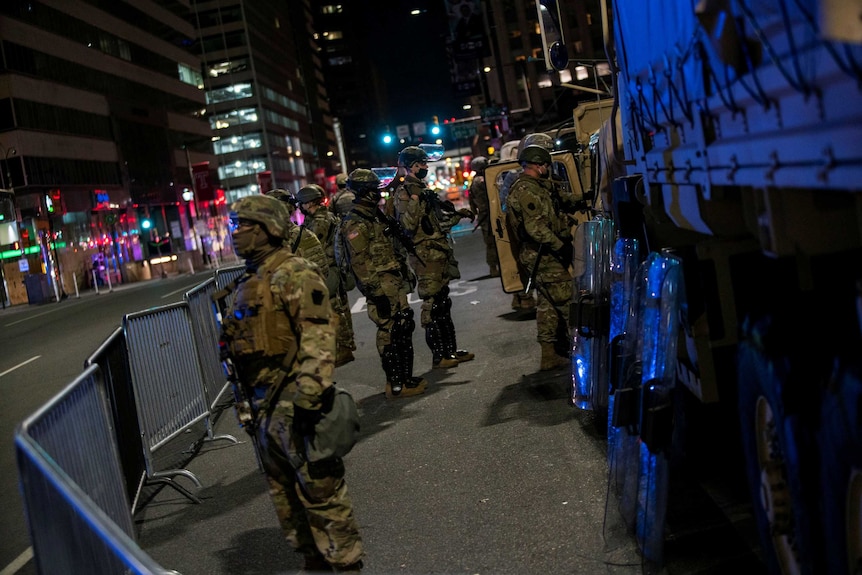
<box><xmin>817</xmin><ymin>363</ymin><xmax>862</xmax><ymax>575</ymax></box>
<box><xmin>738</xmin><ymin>336</ymin><xmax>814</xmax><ymax>575</ymax></box>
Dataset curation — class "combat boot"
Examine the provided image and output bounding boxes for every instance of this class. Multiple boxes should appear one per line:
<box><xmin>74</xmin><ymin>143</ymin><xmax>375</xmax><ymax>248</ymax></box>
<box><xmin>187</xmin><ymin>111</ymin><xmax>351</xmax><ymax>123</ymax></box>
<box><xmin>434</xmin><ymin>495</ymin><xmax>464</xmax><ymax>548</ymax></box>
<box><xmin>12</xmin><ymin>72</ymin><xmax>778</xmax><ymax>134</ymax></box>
<box><xmin>301</xmin><ymin>552</ymin><xmax>333</xmax><ymax>573</ymax></box>
<box><xmin>427</xmin><ymin>322</ymin><xmax>459</xmax><ymax>368</ymax></box>
<box><xmin>540</xmin><ymin>342</ymin><xmax>569</xmax><ymax>371</ymax></box>
<box><xmin>386</xmin><ymin>376</ymin><xmax>427</xmax><ymax>399</ymax></box>
<box><xmin>333</xmin><ymin>560</ymin><xmax>363</xmax><ymax>572</ymax></box>
<box><xmin>441</xmin><ymin>315</ymin><xmax>474</xmax><ymax>363</ymax></box>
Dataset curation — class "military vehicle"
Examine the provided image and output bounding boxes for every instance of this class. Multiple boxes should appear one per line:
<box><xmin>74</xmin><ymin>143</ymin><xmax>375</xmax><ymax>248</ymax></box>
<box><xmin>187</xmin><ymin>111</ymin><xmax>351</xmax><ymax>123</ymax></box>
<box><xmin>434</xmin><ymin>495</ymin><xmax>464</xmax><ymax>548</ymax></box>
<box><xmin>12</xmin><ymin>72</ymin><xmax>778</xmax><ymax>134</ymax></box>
<box><xmin>487</xmin><ymin>1</ymin><xmax>862</xmax><ymax>572</ymax></box>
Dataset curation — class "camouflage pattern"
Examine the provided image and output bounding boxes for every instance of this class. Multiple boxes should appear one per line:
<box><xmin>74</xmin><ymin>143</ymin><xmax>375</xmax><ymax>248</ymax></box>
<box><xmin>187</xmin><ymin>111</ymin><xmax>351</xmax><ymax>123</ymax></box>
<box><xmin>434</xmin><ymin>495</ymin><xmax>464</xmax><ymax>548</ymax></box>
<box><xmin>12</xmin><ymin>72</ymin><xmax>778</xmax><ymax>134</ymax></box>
<box><xmin>394</xmin><ymin>174</ymin><xmax>462</xmax><ymax>326</ymax></box>
<box><xmin>285</xmin><ymin>222</ymin><xmax>329</xmax><ymax>274</ymax></box>
<box><xmin>231</xmin><ymin>195</ymin><xmax>291</xmax><ymax>240</ymax></box>
<box><xmin>468</xmin><ymin>172</ymin><xmax>499</xmax><ymax>271</ymax></box>
<box><xmin>330</xmin><ymin>188</ymin><xmax>356</xmax><ymax>218</ymax></box>
<box><xmin>339</xmin><ymin>197</ymin><xmax>408</xmax><ymax>354</ymax></box>
<box><xmin>506</xmin><ymin>172</ymin><xmax>574</xmax><ymax>344</ymax></box>
<box><xmin>220</xmin><ymin>247</ymin><xmax>363</xmax><ymax>568</ymax></box>
<box><xmin>306</xmin><ymin>207</ymin><xmax>356</xmax><ymax>359</ymax></box>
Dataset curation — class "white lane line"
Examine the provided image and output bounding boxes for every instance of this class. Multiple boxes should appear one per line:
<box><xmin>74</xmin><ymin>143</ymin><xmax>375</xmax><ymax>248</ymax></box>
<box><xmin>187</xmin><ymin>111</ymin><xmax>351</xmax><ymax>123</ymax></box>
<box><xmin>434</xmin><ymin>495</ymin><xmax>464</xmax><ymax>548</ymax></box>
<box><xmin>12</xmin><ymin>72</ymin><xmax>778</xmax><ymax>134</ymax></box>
<box><xmin>160</xmin><ymin>282</ymin><xmax>203</xmax><ymax>299</ymax></box>
<box><xmin>0</xmin><ymin>356</ymin><xmax>40</xmax><ymax>379</ymax></box>
<box><xmin>0</xmin><ymin>547</ymin><xmax>33</xmax><ymax>575</ymax></box>
<box><xmin>4</xmin><ymin>300</ymin><xmax>85</xmax><ymax>327</ymax></box>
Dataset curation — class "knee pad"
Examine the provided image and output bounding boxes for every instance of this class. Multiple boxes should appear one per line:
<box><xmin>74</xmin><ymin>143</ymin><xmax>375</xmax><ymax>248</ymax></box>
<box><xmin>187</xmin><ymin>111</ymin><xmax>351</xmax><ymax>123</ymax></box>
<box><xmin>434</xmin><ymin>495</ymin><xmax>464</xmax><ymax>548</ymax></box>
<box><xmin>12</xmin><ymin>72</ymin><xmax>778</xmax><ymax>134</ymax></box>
<box><xmin>392</xmin><ymin>308</ymin><xmax>415</xmax><ymax>341</ymax></box>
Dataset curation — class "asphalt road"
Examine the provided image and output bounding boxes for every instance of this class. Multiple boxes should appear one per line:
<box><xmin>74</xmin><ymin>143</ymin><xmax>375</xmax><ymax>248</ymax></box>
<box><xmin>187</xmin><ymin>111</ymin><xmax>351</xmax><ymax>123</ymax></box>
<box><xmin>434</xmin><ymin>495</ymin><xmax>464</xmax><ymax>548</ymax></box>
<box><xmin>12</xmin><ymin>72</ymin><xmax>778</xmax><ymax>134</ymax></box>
<box><xmin>0</xmin><ymin>262</ymin><xmax>234</xmax><ymax>575</ymax></box>
<box><xmin>3</xmin><ymin>230</ymin><xmax>763</xmax><ymax>574</ymax></box>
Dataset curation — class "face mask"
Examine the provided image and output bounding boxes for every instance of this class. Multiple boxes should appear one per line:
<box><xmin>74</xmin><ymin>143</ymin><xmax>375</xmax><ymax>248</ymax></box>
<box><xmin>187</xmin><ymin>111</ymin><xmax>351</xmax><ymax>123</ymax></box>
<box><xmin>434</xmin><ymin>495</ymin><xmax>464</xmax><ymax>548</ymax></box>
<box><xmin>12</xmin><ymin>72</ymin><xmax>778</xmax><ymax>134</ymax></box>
<box><xmin>232</xmin><ymin>223</ymin><xmax>269</xmax><ymax>258</ymax></box>
<box><xmin>416</xmin><ymin>168</ymin><xmax>428</xmax><ymax>180</ymax></box>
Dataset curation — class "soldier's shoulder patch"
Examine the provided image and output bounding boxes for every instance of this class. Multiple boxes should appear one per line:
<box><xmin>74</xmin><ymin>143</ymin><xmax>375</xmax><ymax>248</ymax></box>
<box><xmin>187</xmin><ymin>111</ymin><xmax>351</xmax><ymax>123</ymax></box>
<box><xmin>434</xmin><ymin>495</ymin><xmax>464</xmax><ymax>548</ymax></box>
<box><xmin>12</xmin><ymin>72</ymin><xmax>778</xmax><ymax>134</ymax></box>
<box><xmin>347</xmin><ymin>229</ymin><xmax>360</xmax><ymax>240</ymax></box>
<box><xmin>311</xmin><ymin>288</ymin><xmax>325</xmax><ymax>306</ymax></box>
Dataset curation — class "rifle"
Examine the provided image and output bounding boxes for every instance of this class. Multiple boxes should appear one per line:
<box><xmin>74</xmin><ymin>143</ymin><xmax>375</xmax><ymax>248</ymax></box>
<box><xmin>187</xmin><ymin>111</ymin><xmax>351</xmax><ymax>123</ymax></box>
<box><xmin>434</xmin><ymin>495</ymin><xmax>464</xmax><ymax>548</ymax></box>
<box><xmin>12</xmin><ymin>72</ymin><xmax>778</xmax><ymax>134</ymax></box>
<box><xmin>525</xmin><ymin>243</ymin><xmax>545</xmax><ymax>295</ymax></box>
<box><xmin>220</xmin><ymin>343</ymin><xmax>264</xmax><ymax>471</ymax></box>
<box><xmin>375</xmin><ymin>208</ymin><xmax>425</xmax><ymax>266</ymax></box>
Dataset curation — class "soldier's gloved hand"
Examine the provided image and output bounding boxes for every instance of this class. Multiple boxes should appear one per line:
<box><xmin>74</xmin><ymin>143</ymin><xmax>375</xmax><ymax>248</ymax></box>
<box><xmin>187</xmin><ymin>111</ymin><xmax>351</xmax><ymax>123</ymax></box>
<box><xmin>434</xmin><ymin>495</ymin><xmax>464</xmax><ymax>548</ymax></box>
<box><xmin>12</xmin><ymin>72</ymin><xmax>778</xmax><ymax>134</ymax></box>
<box><xmin>371</xmin><ymin>294</ymin><xmax>391</xmax><ymax>319</ymax></box>
<box><xmin>293</xmin><ymin>404</ymin><xmax>323</xmax><ymax>439</ymax></box>
<box><xmin>457</xmin><ymin>208</ymin><xmax>475</xmax><ymax>222</ymax></box>
<box><xmin>551</xmin><ymin>241</ymin><xmax>574</xmax><ymax>266</ymax></box>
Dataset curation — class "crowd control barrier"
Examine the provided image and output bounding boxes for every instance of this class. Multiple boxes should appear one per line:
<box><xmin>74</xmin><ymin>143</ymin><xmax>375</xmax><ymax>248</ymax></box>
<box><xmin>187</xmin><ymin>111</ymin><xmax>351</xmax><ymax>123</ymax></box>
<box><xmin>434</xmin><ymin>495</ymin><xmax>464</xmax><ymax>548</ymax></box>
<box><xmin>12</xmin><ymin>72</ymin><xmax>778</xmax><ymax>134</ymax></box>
<box><xmin>16</xmin><ymin>265</ymin><xmax>250</xmax><ymax>573</ymax></box>
<box><xmin>123</xmin><ymin>301</ymin><xmax>238</xmax><ymax>501</ymax></box>
<box><xmin>184</xmin><ymin>278</ymin><xmax>230</xmax><ymax>412</ymax></box>
<box><xmin>15</xmin><ymin>364</ymin><xmax>178</xmax><ymax>574</ymax></box>
<box><xmin>84</xmin><ymin>326</ymin><xmax>147</xmax><ymax>509</ymax></box>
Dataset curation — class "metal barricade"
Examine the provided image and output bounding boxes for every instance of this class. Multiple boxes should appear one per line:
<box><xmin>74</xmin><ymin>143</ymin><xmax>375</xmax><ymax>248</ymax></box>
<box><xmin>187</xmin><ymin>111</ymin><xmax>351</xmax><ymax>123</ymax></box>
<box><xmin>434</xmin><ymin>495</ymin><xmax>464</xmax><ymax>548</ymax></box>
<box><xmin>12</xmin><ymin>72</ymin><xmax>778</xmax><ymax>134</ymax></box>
<box><xmin>15</xmin><ymin>364</ymin><xmax>178</xmax><ymax>575</ymax></box>
<box><xmin>184</xmin><ymin>277</ymin><xmax>229</xmax><ymax>412</ymax></box>
<box><xmin>214</xmin><ymin>264</ymin><xmax>244</xmax><ymax>292</ymax></box>
<box><xmin>123</xmin><ymin>302</ymin><xmax>236</xmax><ymax>497</ymax></box>
<box><xmin>84</xmin><ymin>326</ymin><xmax>147</xmax><ymax>511</ymax></box>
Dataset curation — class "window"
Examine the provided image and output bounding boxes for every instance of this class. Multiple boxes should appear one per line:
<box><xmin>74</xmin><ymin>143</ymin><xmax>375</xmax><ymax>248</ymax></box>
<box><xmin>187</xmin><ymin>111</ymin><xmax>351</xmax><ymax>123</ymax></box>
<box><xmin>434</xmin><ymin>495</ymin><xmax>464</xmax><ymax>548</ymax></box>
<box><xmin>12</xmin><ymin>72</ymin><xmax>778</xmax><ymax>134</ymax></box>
<box><xmin>321</xmin><ymin>5</ymin><xmax>344</xmax><ymax>15</ymax></box>
<box><xmin>206</xmin><ymin>83</ymin><xmax>253</xmax><ymax>104</ymax></box>
<box><xmin>213</xmin><ymin>132</ymin><xmax>263</xmax><ymax>155</ymax></box>
<box><xmin>209</xmin><ymin>107</ymin><xmax>259</xmax><ymax>130</ymax></box>
<box><xmin>218</xmin><ymin>156</ymin><xmax>268</xmax><ymax>180</ymax></box>
<box><xmin>178</xmin><ymin>63</ymin><xmax>203</xmax><ymax>88</ymax></box>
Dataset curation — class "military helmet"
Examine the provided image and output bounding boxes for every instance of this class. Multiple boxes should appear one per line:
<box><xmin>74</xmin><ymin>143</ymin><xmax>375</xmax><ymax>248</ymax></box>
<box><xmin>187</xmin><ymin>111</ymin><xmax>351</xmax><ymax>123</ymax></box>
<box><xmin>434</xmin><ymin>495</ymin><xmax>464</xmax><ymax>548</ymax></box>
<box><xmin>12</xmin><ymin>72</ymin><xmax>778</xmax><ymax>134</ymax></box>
<box><xmin>397</xmin><ymin>146</ymin><xmax>429</xmax><ymax>168</ymax></box>
<box><xmin>518</xmin><ymin>144</ymin><xmax>553</xmax><ymax>166</ymax></box>
<box><xmin>230</xmin><ymin>194</ymin><xmax>289</xmax><ymax>239</ymax></box>
<box><xmin>265</xmin><ymin>188</ymin><xmax>292</xmax><ymax>203</ymax></box>
<box><xmin>335</xmin><ymin>173</ymin><xmax>348</xmax><ymax>188</ymax></box>
<box><xmin>517</xmin><ymin>132</ymin><xmax>554</xmax><ymax>156</ymax></box>
<box><xmin>295</xmin><ymin>183</ymin><xmax>326</xmax><ymax>204</ymax></box>
<box><xmin>471</xmin><ymin>156</ymin><xmax>488</xmax><ymax>173</ymax></box>
<box><xmin>347</xmin><ymin>168</ymin><xmax>381</xmax><ymax>193</ymax></box>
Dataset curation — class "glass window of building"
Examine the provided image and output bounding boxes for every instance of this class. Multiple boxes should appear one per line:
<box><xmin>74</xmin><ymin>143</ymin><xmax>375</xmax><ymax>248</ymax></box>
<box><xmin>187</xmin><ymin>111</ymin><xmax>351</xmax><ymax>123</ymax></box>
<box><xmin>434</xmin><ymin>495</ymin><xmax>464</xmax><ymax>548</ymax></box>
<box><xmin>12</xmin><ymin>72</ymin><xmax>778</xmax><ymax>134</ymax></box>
<box><xmin>206</xmin><ymin>83</ymin><xmax>253</xmax><ymax>104</ymax></box>
<box><xmin>213</xmin><ymin>133</ymin><xmax>263</xmax><ymax>155</ymax></box>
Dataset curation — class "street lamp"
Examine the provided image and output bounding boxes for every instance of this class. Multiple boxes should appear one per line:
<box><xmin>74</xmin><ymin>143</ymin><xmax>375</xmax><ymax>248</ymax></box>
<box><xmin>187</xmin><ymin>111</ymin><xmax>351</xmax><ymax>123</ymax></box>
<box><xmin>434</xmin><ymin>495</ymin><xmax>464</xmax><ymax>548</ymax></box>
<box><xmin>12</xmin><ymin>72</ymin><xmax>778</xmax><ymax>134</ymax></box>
<box><xmin>1</xmin><ymin>146</ymin><xmax>16</xmax><ymax>189</ymax></box>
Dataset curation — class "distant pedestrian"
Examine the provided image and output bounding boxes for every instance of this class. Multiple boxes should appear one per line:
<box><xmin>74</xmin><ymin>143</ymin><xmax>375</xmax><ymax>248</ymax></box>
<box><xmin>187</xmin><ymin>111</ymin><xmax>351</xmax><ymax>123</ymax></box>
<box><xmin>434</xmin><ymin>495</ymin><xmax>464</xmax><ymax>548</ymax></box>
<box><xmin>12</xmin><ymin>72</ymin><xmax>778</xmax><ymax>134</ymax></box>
<box><xmin>218</xmin><ymin>194</ymin><xmax>364</xmax><ymax>572</ymax></box>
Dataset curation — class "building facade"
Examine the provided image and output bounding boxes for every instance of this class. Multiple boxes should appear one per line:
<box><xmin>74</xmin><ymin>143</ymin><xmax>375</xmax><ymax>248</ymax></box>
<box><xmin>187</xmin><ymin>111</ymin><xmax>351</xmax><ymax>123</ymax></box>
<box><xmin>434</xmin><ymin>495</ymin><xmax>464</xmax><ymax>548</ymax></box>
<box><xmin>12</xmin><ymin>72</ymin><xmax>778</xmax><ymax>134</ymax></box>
<box><xmin>191</xmin><ymin>0</ymin><xmax>338</xmax><ymax>201</ymax></box>
<box><xmin>0</xmin><ymin>0</ymin><xmax>220</xmax><ymax>305</ymax></box>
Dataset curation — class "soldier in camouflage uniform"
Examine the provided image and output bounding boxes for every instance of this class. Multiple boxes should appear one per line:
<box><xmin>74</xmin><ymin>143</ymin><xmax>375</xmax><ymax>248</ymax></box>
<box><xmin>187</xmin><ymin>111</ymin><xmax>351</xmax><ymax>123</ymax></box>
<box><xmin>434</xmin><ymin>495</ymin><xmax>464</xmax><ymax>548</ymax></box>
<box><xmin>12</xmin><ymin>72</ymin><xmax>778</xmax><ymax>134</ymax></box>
<box><xmin>506</xmin><ymin>145</ymin><xmax>576</xmax><ymax>371</ymax></box>
<box><xmin>330</xmin><ymin>173</ymin><xmax>355</xmax><ymax>219</ymax></box>
<box><xmin>394</xmin><ymin>146</ymin><xmax>475</xmax><ymax>370</ymax></box>
<box><xmin>219</xmin><ymin>194</ymin><xmax>363</xmax><ymax>572</ymax></box>
<box><xmin>339</xmin><ymin>168</ymin><xmax>427</xmax><ymax>399</ymax></box>
<box><xmin>265</xmin><ymin>188</ymin><xmax>329</xmax><ymax>275</ymax></box>
<box><xmin>296</xmin><ymin>183</ymin><xmax>357</xmax><ymax>367</ymax></box>
<box><xmin>467</xmin><ymin>156</ymin><xmax>500</xmax><ymax>277</ymax></box>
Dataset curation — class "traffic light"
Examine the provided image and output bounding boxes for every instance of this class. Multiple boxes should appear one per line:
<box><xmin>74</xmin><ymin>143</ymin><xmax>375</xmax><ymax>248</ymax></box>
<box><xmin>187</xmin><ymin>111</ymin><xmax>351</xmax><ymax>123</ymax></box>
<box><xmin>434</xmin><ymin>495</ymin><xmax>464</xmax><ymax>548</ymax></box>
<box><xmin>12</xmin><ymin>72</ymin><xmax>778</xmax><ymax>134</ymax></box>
<box><xmin>430</xmin><ymin>116</ymin><xmax>441</xmax><ymax>136</ymax></box>
<box><xmin>46</xmin><ymin>189</ymin><xmax>63</xmax><ymax>215</ymax></box>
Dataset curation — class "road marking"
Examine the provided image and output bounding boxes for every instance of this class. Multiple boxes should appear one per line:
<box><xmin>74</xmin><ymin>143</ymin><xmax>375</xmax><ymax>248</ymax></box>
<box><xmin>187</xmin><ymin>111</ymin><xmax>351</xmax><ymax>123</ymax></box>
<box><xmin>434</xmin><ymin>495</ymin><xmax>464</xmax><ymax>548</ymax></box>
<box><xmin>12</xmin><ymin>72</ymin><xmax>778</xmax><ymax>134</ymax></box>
<box><xmin>4</xmin><ymin>300</ymin><xmax>85</xmax><ymax>327</ymax></box>
<box><xmin>0</xmin><ymin>356</ymin><xmax>40</xmax><ymax>379</ymax></box>
<box><xmin>349</xmin><ymin>280</ymin><xmax>479</xmax><ymax>314</ymax></box>
<box><xmin>160</xmin><ymin>281</ymin><xmax>205</xmax><ymax>299</ymax></box>
<box><xmin>0</xmin><ymin>547</ymin><xmax>33</xmax><ymax>575</ymax></box>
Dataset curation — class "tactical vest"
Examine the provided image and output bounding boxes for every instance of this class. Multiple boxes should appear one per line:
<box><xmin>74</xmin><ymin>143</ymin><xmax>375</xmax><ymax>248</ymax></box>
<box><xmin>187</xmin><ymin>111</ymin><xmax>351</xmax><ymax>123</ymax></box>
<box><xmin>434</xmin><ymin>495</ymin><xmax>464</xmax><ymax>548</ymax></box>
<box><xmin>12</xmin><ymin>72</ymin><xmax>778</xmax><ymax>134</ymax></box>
<box><xmin>222</xmin><ymin>251</ymin><xmax>298</xmax><ymax>363</ymax></box>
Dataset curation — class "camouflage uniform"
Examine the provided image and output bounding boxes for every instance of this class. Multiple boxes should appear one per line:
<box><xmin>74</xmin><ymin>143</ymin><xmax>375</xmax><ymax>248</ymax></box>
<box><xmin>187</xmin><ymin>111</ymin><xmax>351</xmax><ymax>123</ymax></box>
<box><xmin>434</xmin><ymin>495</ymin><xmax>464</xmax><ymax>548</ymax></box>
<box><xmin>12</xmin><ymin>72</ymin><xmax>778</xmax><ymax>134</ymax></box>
<box><xmin>339</xmin><ymin>178</ymin><xmax>426</xmax><ymax>398</ymax></box>
<box><xmin>499</xmin><ymin>167</ymin><xmax>537</xmax><ymax>310</ymax></box>
<box><xmin>220</xmin><ymin>195</ymin><xmax>363</xmax><ymax>570</ymax></box>
<box><xmin>506</xmin><ymin>171</ymin><xmax>574</xmax><ymax>363</ymax></box>
<box><xmin>394</xmin><ymin>172</ymin><xmax>474</xmax><ymax>368</ymax></box>
<box><xmin>467</xmin><ymin>167</ymin><xmax>499</xmax><ymax>276</ymax></box>
<box><xmin>306</xmin><ymin>206</ymin><xmax>356</xmax><ymax>366</ymax></box>
<box><xmin>286</xmin><ymin>222</ymin><xmax>328</xmax><ymax>273</ymax></box>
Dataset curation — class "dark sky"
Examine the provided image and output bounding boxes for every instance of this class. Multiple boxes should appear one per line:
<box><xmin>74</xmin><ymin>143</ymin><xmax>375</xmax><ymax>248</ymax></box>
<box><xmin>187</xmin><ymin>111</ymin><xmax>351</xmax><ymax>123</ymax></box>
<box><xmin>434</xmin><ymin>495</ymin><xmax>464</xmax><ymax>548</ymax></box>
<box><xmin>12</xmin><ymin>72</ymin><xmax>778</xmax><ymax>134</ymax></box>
<box><xmin>358</xmin><ymin>0</ymin><xmax>464</xmax><ymax>127</ymax></box>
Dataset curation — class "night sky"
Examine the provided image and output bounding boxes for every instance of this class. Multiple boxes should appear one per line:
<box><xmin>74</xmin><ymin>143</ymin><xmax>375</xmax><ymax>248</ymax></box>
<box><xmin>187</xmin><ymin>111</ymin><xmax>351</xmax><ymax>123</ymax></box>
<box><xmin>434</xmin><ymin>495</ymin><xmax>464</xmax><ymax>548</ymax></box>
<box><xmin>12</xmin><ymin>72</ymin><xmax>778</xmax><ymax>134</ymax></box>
<box><xmin>358</xmin><ymin>0</ymin><xmax>466</xmax><ymax>128</ymax></box>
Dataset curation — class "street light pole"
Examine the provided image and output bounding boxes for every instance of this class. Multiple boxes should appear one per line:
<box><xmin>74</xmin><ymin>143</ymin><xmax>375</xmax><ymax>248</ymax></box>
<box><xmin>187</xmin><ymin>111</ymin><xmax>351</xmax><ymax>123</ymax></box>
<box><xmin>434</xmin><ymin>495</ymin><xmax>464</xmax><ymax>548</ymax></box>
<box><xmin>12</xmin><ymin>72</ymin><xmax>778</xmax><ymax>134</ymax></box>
<box><xmin>1</xmin><ymin>146</ymin><xmax>16</xmax><ymax>189</ymax></box>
